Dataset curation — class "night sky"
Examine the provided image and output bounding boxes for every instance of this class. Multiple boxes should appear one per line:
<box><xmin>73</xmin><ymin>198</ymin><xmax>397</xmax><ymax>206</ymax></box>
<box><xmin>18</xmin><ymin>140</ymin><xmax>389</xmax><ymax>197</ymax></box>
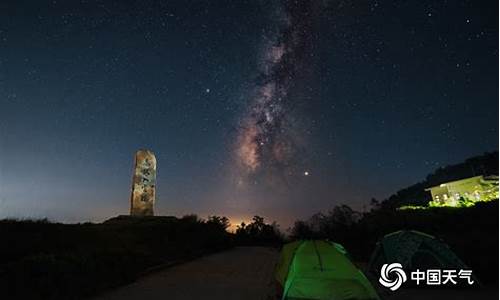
<box><xmin>0</xmin><ymin>0</ymin><xmax>498</xmax><ymax>228</ymax></box>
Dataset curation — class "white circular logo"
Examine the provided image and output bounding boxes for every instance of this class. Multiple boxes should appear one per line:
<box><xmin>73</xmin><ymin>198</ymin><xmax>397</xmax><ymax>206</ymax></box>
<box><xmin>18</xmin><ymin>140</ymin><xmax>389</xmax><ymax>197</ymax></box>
<box><xmin>379</xmin><ymin>263</ymin><xmax>407</xmax><ymax>291</ymax></box>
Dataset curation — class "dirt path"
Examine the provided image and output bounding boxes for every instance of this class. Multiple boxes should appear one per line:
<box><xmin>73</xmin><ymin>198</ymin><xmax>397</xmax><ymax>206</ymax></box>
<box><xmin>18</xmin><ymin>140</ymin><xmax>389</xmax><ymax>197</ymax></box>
<box><xmin>95</xmin><ymin>247</ymin><xmax>279</xmax><ymax>300</ymax></box>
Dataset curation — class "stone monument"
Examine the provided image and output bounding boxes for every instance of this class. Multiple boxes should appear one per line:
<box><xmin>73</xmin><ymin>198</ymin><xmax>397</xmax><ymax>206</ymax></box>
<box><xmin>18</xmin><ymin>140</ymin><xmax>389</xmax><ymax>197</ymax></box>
<box><xmin>130</xmin><ymin>149</ymin><xmax>156</xmax><ymax>216</ymax></box>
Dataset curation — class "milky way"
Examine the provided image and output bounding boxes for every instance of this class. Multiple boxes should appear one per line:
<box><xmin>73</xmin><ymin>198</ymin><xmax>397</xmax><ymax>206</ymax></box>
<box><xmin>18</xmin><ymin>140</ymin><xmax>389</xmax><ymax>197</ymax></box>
<box><xmin>235</xmin><ymin>0</ymin><xmax>320</xmax><ymax>182</ymax></box>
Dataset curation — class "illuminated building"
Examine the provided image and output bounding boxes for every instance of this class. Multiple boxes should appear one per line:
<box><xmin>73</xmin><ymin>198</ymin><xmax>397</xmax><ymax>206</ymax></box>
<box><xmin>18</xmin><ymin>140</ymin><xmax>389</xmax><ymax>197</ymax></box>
<box><xmin>425</xmin><ymin>175</ymin><xmax>498</xmax><ymax>207</ymax></box>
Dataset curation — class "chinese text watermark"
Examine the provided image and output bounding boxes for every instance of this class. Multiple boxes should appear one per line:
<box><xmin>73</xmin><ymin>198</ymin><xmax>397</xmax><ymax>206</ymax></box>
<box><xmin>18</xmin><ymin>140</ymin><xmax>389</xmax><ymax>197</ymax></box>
<box><xmin>379</xmin><ymin>263</ymin><xmax>474</xmax><ymax>291</ymax></box>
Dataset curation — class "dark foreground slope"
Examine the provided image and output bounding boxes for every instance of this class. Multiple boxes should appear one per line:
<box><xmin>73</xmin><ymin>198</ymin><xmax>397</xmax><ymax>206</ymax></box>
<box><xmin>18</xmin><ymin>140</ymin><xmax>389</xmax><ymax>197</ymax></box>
<box><xmin>0</xmin><ymin>215</ymin><xmax>232</xmax><ymax>299</ymax></box>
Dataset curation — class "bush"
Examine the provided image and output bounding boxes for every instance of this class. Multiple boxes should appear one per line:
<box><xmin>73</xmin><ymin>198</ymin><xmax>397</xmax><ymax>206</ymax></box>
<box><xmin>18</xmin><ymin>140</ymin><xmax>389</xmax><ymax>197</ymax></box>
<box><xmin>235</xmin><ymin>216</ymin><xmax>284</xmax><ymax>247</ymax></box>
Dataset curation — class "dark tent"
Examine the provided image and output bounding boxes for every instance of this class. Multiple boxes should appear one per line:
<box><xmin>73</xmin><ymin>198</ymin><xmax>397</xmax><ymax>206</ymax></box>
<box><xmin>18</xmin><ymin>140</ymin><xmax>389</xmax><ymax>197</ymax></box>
<box><xmin>368</xmin><ymin>230</ymin><xmax>478</xmax><ymax>283</ymax></box>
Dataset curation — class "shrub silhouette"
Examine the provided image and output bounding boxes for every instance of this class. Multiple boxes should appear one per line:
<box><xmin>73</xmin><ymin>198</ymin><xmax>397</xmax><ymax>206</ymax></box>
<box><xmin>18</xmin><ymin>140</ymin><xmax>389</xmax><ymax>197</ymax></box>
<box><xmin>235</xmin><ymin>215</ymin><xmax>283</xmax><ymax>246</ymax></box>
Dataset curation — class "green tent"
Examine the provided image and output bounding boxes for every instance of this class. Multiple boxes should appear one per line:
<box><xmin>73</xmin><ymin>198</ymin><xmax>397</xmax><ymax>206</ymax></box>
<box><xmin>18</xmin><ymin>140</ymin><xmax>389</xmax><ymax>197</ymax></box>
<box><xmin>368</xmin><ymin>230</ymin><xmax>477</xmax><ymax>282</ymax></box>
<box><xmin>275</xmin><ymin>240</ymin><xmax>380</xmax><ymax>300</ymax></box>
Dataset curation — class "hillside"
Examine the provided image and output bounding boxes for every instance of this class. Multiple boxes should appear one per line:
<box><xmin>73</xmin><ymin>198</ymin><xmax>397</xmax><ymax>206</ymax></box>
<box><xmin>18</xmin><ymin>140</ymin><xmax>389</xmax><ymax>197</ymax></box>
<box><xmin>0</xmin><ymin>215</ymin><xmax>233</xmax><ymax>299</ymax></box>
<box><xmin>377</xmin><ymin>152</ymin><xmax>498</xmax><ymax>209</ymax></box>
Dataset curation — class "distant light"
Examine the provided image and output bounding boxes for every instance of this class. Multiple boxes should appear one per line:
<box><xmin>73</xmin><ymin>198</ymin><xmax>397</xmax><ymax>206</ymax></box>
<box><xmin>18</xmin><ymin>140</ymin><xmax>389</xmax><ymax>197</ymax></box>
<box><xmin>304</xmin><ymin>171</ymin><xmax>309</xmax><ymax>176</ymax></box>
<box><xmin>206</xmin><ymin>88</ymin><xmax>211</xmax><ymax>93</ymax></box>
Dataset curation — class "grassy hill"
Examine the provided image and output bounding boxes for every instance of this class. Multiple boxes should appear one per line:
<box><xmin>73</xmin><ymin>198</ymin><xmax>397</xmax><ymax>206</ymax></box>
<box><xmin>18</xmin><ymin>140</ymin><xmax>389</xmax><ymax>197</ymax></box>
<box><xmin>377</xmin><ymin>152</ymin><xmax>498</xmax><ymax>209</ymax></box>
<box><xmin>0</xmin><ymin>215</ymin><xmax>233</xmax><ymax>299</ymax></box>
